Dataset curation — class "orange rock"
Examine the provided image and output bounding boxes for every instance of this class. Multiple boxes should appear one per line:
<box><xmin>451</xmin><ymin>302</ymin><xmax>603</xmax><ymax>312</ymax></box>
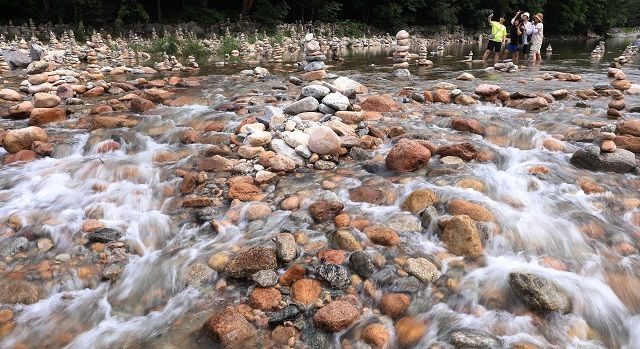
<box><xmin>448</xmin><ymin>198</ymin><xmax>494</xmax><ymax>222</ymax></box>
<box><xmin>395</xmin><ymin>316</ymin><xmax>427</xmax><ymax>346</ymax></box>
<box><xmin>249</xmin><ymin>287</ymin><xmax>281</xmax><ymax>310</ymax></box>
<box><xmin>379</xmin><ymin>293</ymin><xmax>410</xmax><ymax>318</ymax></box>
<box><xmin>365</xmin><ymin>226</ymin><xmax>400</xmax><ymax>246</ymax></box>
<box><xmin>291</xmin><ymin>278</ymin><xmax>322</xmax><ymax>305</ymax></box>
<box><xmin>361</xmin><ymin>323</ymin><xmax>389</xmax><ymax>349</ymax></box>
<box><xmin>279</xmin><ymin>264</ymin><xmax>306</xmax><ymax>285</ymax></box>
<box><xmin>318</xmin><ymin>249</ymin><xmax>346</xmax><ymax>264</ymax></box>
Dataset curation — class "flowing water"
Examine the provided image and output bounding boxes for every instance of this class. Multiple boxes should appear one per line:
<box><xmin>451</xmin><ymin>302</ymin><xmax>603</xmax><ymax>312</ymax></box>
<box><xmin>0</xmin><ymin>37</ymin><xmax>639</xmax><ymax>348</ymax></box>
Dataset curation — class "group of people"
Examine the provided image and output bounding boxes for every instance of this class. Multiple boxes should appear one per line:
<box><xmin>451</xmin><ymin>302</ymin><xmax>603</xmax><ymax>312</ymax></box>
<box><xmin>482</xmin><ymin>10</ymin><xmax>544</xmax><ymax>64</ymax></box>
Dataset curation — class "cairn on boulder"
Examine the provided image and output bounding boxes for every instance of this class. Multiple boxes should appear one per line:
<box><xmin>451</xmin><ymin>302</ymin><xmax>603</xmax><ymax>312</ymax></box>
<box><xmin>302</xmin><ymin>33</ymin><xmax>326</xmax><ymax>81</ymax></box>
<box><xmin>416</xmin><ymin>45</ymin><xmax>432</xmax><ymax>67</ymax></box>
<box><xmin>391</xmin><ymin>30</ymin><xmax>410</xmax><ymax>77</ymax></box>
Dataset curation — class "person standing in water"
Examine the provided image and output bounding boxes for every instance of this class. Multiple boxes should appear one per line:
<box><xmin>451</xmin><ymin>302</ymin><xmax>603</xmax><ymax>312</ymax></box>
<box><xmin>516</xmin><ymin>11</ymin><xmax>534</xmax><ymax>61</ymax></box>
<box><xmin>483</xmin><ymin>13</ymin><xmax>507</xmax><ymax>64</ymax></box>
<box><xmin>504</xmin><ymin>16</ymin><xmax>522</xmax><ymax>61</ymax></box>
<box><xmin>531</xmin><ymin>13</ymin><xmax>544</xmax><ymax>62</ymax></box>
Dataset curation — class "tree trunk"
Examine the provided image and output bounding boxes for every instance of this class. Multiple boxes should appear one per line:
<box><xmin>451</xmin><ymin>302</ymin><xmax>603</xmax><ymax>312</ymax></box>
<box><xmin>43</xmin><ymin>0</ymin><xmax>50</xmax><ymax>11</ymax></box>
<box><xmin>200</xmin><ymin>0</ymin><xmax>208</xmax><ymax>8</ymax></box>
<box><xmin>157</xmin><ymin>0</ymin><xmax>162</xmax><ymax>23</ymax></box>
<box><xmin>242</xmin><ymin>0</ymin><xmax>255</xmax><ymax>15</ymax></box>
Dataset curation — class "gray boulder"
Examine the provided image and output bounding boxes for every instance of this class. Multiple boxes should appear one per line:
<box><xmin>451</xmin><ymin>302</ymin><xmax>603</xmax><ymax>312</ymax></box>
<box><xmin>508</xmin><ymin>272</ymin><xmax>570</xmax><ymax>313</ymax></box>
<box><xmin>450</xmin><ymin>329</ymin><xmax>502</xmax><ymax>348</ymax></box>
<box><xmin>570</xmin><ymin>145</ymin><xmax>636</xmax><ymax>173</ymax></box>
<box><xmin>283</xmin><ymin>96</ymin><xmax>319</xmax><ymax>115</ymax></box>
<box><xmin>321</xmin><ymin>92</ymin><xmax>350</xmax><ymax>111</ymax></box>
<box><xmin>2</xmin><ymin>49</ymin><xmax>32</xmax><ymax>69</ymax></box>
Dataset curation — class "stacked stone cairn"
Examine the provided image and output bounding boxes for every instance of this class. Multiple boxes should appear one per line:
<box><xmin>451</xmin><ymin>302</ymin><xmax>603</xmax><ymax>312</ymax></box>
<box><xmin>239</xmin><ymin>33</ymin><xmax>249</xmax><ymax>59</ymax></box>
<box><xmin>607</xmin><ymin>67</ymin><xmax>629</xmax><ymax>119</ymax></box>
<box><xmin>271</xmin><ymin>43</ymin><xmax>283</xmax><ymax>63</ymax></box>
<box><xmin>591</xmin><ymin>41</ymin><xmax>605</xmax><ymax>59</ymax></box>
<box><xmin>302</xmin><ymin>33</ymin><xmax>326</xmax><ymax>81</ymax></box>
<box><xmin>0</xmin><ymin>53</ymin><xmax>9</xmax><ymax>74</ymax></box>
<box><xmin>187</xmin><ymin>55</ymin><xmax>199</xmax><ymax>69</ymax></box>
<box><xmin>392</xmin><ymin>30</ymin><xmax>410</xmax><ymax>77</ymax></box>
<box><xmin>416</xmin><ymin>45</ymin><xmax>433</xmax><ymax>67</ymax></box>
<box><xmin>329</xmin><ymin>37</ymin><xmax>342</xmax><ymax>61</ymax></box>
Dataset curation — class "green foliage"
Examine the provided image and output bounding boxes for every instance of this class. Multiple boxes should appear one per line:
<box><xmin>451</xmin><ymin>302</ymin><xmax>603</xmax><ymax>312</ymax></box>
<box><xmin>181</xmin><ymin>38</ymin><xmax>209</xmax><ymax>58</ymax></box>
<box><xmin>142</xmin><ymin>36</ymin><xmax>208</xmax><ymax>58</ymax></box>
<box><xmin>217</xmin><ymin>36</ymin><xmax>240</xmax><ymax>56</ymax></box>
<box><xmin>252</xmin><ymin>0</ymin><xmax>290</xmax><ymax>27</ymax></box>
<box><xmin>180</xmin><ymin>6</ymin><xmax>225</xmax><ymax>26</ymax></box>
<box><xmin>338</xmin><ymin>21</ymin><xmax>365</xmax><ymax>38</ymax></box>
<box><xmin>114</xmin><ymin>0</ymin><xmax>149</xmax><ymax>28</ymax></box>
<box><xmin>271</xmin><ymin>33</ymin><xmax>285</xmax><ymax>44</ymax></box>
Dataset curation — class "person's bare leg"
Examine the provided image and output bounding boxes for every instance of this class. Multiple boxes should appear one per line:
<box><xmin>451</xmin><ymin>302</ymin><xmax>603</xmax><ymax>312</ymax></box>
<box><xmin>514</xmin><ymin>51</ymin><xmax>519</xmax><ymax>62</ymax></box>
<box><xmin>494</xmin><ymin>52</ymin><xmax>499</xmax><ymax>64</ymax></box>
<box><xmin>483</xmin><ymin>50</ymin><xmax>491</xmax><ymax>61</ymax></box>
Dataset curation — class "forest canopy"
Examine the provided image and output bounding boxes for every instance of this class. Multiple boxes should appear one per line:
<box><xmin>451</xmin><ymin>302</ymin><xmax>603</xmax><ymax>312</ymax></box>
<box><xmin>1</xmin><ymin>0</ymin><xmax>640</xmax><ymax>35</ymax></box>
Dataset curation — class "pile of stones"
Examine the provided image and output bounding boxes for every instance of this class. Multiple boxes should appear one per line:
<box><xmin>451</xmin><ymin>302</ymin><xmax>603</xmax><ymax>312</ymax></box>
<box><xmin>391</xmin><ymin>30</ymin><xmax>410</xmax><ymax>78</ymax></box>
<box><xmin>302</xmin><ymin>34</ymin><xmax>326</xmax><ymax>81</ymax></box>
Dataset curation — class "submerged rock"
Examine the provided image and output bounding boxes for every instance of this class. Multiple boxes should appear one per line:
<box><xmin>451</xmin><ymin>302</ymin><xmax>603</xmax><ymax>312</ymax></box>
<box><xmin>203</xmin><ymin>306</ymin><xmax>258</xmax><ymax>348</ymax></box>
<box><xmin>313</xmin><ymin>300</ymin><xmax>360</xmax><ymax>332</ymax></box>
<box><xmin>385</xmin><ymin>139</ymin><xmax>431</xmax><ymax>172</ymax></box>
<box><xmin>508</xmin><ymin>272</ymin><xmax>571</xmax><ymax>313</ymax></box>
<box><xmin>225</xmin><ymin>247</ymin><xmax>277</xmax><ymax>278</ymax></box>
<box><xmin>450</xmin><ymin>329</ymin><xmax>502</xmax><ymax>348</ymax></box>
<box><xmin>0</xmin><ymin>279</ymin><xmax>42</xmax><ymax>304</ymax></box>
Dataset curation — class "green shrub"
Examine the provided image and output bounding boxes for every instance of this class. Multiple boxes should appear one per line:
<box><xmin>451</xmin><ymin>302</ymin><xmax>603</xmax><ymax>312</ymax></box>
<box><xmin>217</xmin><ymin>36</ymin><xmax>240</xmax><ymax>55</ymax></box>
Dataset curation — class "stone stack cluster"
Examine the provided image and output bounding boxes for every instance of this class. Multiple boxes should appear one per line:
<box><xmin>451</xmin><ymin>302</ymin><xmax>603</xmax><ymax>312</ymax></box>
<box><xmin>271</xmin><ymin>43</ymin><xmax>283</xmax><ymax>63</ymax></box>
<box><xmin>608</xmin><ymin>67</ymin><xmax>630</xmax><ymax>119</ymax></box>
<box><xmin>392</xmin><ymin>30</ymin><xmax>410</xmax><ymax>77</ymax></box>
<box><xmin>302</xmin><ymin>34</ymin><xmax>326</xmax><ymax>81</ymax></box>
<box><xmin>416</xmin><ymin>45</ymin><xmax>432</xmax><ymax>67</ymax></box>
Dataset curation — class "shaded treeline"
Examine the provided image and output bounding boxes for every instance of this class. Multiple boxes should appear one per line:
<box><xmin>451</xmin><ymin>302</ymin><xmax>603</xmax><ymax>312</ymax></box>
<box><xmin>1</xmin><ymin>0</ymin><xmax>640</xmax><ymax>35</ymax></box>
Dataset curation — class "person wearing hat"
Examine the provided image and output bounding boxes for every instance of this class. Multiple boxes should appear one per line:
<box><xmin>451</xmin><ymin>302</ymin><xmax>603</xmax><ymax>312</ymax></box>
<box><xmin>513</xmin><ymin>10</ymin><xmax>534</xmax><ymax>61</ymax></box>
<box><xmin>531</xmin><ymin>13</ymin><xmax>544</xmax><ymax>62</ymax></box>
<box><xmin>482</xmin><ymin>13</ymin><xmax>507</xmax><ymax>64</ymax></box>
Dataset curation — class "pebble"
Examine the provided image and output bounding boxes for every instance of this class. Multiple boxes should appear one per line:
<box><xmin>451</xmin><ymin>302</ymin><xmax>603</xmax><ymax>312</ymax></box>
<box><xmin>252</xmin><ymin>269</ymin><xmax>279</xmax><ymax>287</ymax></box>
<box><xmin>349</xmin><ymin>251</ymin><xmax>376</xmax><ymax>278</ymax></box>
<box><xmin>317</xmin><ymin>263</ymin><xmax>351</xmax><ymax>289</ymax></box>
<box><xmin>270</xmin><ymin>234</ymin><xmax>296</xmax><ymax>264</ymax></box>
<box><xmin>403</xmin><ymin>258</ymin><xmax>439</xmax><ymax>283</ymax></box>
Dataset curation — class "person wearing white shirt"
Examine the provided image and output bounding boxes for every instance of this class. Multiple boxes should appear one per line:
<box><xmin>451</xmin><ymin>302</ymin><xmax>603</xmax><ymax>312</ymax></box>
<box><xmin>512</xmin><ymin>11</ymin><xmax>534</xmax><ymax>61</ymax></box>
<box><xmin>531</xmin><ymin>13</ymin><xmax>544</xmax><ymax>62</ymax></box>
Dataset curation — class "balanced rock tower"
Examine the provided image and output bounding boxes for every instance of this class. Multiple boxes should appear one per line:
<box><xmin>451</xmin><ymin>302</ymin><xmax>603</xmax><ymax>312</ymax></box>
<box><xmin>417</xmin><ymin>44</ymin><xmax>433</xmax><ymax>67</ymax></box>
<box><xmin>302</xmin><ymin>33</ymin><xmax>326</xmax><ymax>81</ymax></box>
<box><xmin>392</xmin><ymin>30</ymin><xmax>410</xmax><ymax>77</ymax></box>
